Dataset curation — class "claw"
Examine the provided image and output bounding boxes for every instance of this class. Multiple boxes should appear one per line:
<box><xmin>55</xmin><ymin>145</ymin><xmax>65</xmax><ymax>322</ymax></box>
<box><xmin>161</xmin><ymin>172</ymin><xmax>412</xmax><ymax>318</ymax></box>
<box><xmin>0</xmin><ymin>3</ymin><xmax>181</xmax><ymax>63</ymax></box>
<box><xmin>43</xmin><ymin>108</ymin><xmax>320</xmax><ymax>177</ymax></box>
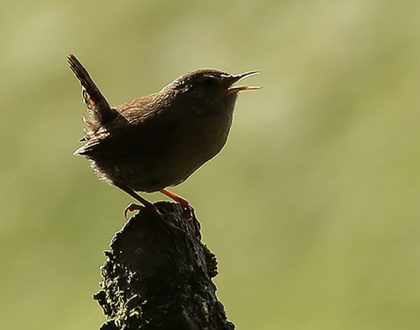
<box><xmin>183</xmin><ymin>204</ymin><xmax>195</xmax><ymax>221</ymax></box>
<box><xmin>124</xmin><ymin>202</ymin><xmax>142</xmax><ymax>219</ymax></box>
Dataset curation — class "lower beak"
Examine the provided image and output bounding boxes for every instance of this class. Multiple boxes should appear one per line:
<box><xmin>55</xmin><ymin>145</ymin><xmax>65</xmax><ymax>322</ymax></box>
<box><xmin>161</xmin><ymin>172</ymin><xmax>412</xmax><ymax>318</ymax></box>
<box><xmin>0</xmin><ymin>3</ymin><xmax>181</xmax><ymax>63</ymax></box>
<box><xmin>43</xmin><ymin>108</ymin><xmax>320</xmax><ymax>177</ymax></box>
<box><xmin>227</xmin><ymin>85</ymin><xmax>261</xmax><ymax>94</ymax></box>
<box><xmin>227</xmin><ymin>71</ymin><xmax>260</xmax><ymax>95</ymax></box>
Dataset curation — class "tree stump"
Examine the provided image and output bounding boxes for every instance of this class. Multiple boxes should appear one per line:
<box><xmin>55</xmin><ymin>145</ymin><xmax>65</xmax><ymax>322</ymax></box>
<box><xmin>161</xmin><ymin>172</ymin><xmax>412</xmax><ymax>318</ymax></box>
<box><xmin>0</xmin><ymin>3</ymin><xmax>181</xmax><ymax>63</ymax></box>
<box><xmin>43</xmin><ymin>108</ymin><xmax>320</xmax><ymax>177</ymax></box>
<box><xmin>94</xmin><ymin>202</ymin><xmax>235</xmax><ymax>330</ymax></box>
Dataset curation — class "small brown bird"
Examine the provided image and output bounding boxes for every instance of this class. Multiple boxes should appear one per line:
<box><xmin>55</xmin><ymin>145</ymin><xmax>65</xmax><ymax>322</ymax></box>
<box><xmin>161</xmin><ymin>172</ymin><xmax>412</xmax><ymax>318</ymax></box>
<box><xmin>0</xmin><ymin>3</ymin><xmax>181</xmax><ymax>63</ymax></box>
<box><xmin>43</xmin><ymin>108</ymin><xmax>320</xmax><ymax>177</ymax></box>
<box><xmin>68</xmin><ymin>54</ymin><xmax>258</xmax><ymax>215</ymax></box>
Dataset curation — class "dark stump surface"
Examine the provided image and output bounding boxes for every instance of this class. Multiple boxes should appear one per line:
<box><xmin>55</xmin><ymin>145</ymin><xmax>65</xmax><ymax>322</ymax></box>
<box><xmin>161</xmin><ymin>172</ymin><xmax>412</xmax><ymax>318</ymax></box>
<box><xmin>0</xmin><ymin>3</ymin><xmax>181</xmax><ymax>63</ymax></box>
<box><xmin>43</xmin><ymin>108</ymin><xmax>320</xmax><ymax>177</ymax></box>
<box><xmin>94</xmin><ymin>202</ymin><xmax>235</xmax><ymax>330</ymax></box>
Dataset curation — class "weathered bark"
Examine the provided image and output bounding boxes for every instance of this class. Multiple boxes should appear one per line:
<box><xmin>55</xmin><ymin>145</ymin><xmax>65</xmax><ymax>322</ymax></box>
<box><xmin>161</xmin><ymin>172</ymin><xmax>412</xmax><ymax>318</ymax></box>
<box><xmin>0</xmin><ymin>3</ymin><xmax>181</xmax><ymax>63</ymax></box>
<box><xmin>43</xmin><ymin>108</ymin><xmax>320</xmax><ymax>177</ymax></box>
<box><xmin>94</xmin><ymin>202</ymin><xmax>234</xmax><ymax>330</ymax></box>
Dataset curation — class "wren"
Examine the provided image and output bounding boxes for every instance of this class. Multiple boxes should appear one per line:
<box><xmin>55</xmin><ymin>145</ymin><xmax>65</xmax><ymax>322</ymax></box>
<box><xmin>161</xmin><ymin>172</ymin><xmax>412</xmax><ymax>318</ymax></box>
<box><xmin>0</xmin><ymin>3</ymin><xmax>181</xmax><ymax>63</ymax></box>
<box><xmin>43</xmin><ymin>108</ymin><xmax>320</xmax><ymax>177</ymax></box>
<box><xmin>68</xmin><ymin>54</ymin><xmax>259</xmax><ymax>215</ymax></box>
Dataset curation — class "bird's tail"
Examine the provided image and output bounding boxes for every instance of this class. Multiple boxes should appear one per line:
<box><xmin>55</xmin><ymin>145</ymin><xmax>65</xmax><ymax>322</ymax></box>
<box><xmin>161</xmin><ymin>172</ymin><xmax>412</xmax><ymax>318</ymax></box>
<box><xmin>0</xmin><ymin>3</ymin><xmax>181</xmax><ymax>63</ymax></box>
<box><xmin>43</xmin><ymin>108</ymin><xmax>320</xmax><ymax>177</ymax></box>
<box><xmin>67</xmin><ymin>54</ymin><xmax>115</xmax><ymax>128</ymax></box>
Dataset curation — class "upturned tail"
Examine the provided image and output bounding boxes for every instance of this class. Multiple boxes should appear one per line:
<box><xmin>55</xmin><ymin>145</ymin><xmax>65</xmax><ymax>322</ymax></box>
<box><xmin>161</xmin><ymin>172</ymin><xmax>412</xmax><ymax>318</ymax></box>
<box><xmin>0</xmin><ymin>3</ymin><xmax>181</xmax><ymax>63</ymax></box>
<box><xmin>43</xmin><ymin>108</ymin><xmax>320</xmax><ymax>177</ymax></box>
<box><xmin>67</xmin><ymin>54</ymin><xmax>116</xmax><ymax>127</ymax></box>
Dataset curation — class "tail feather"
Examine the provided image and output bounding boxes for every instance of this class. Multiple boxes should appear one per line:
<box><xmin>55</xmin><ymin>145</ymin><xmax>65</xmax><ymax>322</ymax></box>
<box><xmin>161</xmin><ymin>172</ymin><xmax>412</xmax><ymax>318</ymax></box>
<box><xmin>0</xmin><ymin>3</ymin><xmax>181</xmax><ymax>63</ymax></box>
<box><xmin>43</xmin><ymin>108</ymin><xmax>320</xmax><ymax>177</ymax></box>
<box><xmin>67</xmin><ymin>54</ymin><xmax>115</xmax><ymax>126</ymax></box>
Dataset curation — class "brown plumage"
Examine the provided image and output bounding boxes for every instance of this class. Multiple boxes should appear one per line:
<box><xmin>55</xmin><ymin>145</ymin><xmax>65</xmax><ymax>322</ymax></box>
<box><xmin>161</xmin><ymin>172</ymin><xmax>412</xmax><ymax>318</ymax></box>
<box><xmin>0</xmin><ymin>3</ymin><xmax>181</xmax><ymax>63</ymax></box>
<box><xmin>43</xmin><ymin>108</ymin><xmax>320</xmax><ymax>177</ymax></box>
<box><xmin>68</xmin><ymin>54</ymin><xmax>258</xmax><ymax>214</ymax></box>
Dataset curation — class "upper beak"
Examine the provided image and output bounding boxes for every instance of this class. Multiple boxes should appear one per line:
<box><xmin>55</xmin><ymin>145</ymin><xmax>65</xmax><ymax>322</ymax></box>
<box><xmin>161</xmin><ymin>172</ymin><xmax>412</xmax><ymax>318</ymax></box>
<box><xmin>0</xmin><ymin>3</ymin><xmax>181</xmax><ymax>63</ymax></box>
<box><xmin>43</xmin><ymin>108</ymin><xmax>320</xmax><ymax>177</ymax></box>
<box><xmin>227</xmin><ymin>71</ymin><xmax>261</xmax><ymax>94</ymax></box>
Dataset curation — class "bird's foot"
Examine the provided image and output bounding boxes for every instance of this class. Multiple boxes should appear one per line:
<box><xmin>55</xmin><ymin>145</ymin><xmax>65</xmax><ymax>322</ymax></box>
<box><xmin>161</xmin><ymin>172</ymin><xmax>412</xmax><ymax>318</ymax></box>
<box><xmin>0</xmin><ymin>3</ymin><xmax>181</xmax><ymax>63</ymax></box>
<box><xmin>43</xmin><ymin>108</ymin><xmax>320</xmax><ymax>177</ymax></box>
<box><xmin>124</xmin><ymin>202</ymin><xmax>142</xmax><ymax>219</ymax></box>
<box><xmin>183</xmin><ymin>204</ymin><xmax>195</xmax><ymax>222</ymax></box>
<box><xmin>123</xmin><ymin>202</ymin><xmax>161</xmax><ymax>219</ymax></box>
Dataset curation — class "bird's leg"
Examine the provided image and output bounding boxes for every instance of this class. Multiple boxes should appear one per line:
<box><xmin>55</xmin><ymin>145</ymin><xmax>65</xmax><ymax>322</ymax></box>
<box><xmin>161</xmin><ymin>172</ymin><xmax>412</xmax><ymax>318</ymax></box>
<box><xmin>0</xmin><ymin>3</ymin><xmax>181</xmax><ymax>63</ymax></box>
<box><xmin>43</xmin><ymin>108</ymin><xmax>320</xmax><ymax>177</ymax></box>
<box><xmin>116</xmin><ymin>183</ymin><xmax>153</xmax><ymax>206</ymax></box>
<box><xmin>160</xmin><ymin>188</ymin><xmax>197</xmax><ymax>224</ymax></box>
<box><xmin>160</xmin><ymin>188</ymin><xmax>190</xmax><ymax>208</ymax></box>
<box><xmin>114</xmin><ymin>182</ymin><xmax>154</xmax><ymax>218</ymax></box>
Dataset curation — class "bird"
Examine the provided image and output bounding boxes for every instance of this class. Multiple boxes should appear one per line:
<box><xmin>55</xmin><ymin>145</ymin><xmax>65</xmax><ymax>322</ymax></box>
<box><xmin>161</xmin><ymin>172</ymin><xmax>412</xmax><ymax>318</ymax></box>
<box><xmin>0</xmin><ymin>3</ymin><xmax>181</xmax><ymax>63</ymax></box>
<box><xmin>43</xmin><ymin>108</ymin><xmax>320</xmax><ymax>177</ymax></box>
<box><xmin>68</xmin><ymin>54</ymin><xmax>259</xmax><ymax>216</ymax></box>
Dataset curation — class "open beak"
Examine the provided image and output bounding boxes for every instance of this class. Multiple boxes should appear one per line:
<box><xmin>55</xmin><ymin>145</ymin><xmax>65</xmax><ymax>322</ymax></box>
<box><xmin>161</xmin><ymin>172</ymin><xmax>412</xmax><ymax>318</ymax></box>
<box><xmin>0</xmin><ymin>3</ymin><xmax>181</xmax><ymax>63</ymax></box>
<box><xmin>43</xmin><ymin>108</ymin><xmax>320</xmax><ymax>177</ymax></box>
<box><xmin>227</xmin><ymin>71</ymin><xmax>261</xmax><ymax>95</ymax></box>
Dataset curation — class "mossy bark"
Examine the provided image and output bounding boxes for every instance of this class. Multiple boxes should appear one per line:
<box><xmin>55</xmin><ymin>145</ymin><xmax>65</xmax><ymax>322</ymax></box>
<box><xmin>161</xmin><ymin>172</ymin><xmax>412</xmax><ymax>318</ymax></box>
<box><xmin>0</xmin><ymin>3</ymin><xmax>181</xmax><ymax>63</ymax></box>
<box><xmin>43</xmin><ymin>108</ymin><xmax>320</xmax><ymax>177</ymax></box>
<box><xmin>94</xmin><ymin>202</ymin><xmax>234</xmax><ymax>330</ymax></box>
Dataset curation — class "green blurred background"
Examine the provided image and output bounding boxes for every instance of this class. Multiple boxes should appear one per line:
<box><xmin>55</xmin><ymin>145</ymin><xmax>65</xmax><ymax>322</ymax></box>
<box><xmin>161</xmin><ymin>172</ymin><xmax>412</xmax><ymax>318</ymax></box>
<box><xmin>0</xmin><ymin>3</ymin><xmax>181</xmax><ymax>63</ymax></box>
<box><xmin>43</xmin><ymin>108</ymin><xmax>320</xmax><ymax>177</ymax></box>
<box><xmin>1</xmin><ymin>1</ymin><xmax>420</xmax><ymax>329</ymax></box>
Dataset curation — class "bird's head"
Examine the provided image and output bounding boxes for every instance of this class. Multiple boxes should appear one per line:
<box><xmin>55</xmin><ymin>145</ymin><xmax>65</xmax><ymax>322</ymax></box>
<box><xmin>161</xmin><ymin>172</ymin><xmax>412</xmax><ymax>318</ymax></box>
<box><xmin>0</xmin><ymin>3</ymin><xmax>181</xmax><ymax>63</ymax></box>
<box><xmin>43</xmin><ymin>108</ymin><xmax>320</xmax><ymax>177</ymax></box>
<box><xmin>165</xmin><ymin>69</ymin><xmax>259</xmax><ymax>115</ymax></box>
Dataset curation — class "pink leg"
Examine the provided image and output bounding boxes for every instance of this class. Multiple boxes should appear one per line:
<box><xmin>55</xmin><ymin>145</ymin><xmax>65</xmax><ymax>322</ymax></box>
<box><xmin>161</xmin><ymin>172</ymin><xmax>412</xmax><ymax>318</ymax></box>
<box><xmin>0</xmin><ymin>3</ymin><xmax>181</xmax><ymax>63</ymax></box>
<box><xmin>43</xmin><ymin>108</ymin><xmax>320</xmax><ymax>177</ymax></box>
<box><xmin>160</xmin><ymin>188</ymin><xmax>190</xmax><ymax>209</ymax></box>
